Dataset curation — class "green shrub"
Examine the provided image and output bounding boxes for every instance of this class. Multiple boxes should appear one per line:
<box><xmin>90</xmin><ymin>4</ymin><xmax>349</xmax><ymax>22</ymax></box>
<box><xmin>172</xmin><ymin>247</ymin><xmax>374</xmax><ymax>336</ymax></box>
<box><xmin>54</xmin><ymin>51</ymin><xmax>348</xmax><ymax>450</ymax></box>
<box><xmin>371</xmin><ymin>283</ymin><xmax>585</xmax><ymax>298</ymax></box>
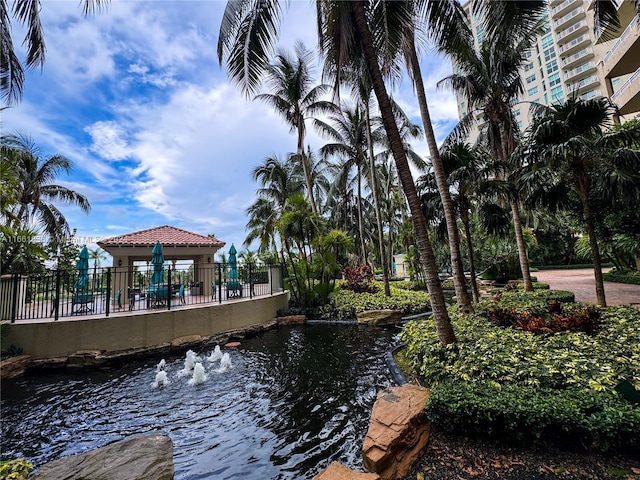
<box><xmin>0</xmin><ymin>459</ymin><xmax>33</xmax><ymax>480</ymax></box>
<box><xmin>427</xmin><ymin>381</ymin><xmax>640</xmax><ymax>450</ymax></box>
<box><xmin>400</xmin><ymin>303</ymin><xmax>640</xmax><ymax>451</ymax></box>
<box><xmin>487</xmin><ymin>302</ymin><xmax>601</xmax><ymax>335</ymax></box>
<box><xmin>392</xmin><ymin>281</ymin><xmax>426</xmax><ymax>291</ymax></box>
<box><xmin>603</xmin><ymin>271</ymin><xmax>640</xmax><ymax>285</ymax></box>
<box><xmin>324</xmin><ymin>282</ymin><xmax>431</xmax><ymax>319</ymax></box>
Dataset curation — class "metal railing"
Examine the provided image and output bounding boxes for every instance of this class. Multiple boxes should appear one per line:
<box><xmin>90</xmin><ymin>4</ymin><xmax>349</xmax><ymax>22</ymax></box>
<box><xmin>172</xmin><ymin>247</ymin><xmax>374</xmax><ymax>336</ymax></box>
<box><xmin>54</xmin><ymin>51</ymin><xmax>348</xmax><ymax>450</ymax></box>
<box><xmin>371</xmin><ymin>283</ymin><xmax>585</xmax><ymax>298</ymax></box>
<box><xmin>0</xmin><ymin>263</ymin><xmax>283</xmax><ymax>323</ymax></box>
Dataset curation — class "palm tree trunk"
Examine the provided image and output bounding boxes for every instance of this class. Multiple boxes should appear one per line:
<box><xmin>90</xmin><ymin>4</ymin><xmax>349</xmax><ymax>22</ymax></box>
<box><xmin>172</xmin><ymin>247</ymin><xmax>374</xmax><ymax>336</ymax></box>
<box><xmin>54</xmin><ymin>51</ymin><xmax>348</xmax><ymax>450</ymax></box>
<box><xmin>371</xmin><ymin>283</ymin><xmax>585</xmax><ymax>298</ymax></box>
<box><xmin>576</xmin><ymin>174</ymin><xmax>607</xmax><ymax>306</ymax></box>
<box><xmin>297</xmin><ymin>124</ymin><xmax>318</xmax><ymax>214</ymax></box>
<box><xmin>352</xmin><ymin>0</ymin><xmax>456</xmax><ymax>345</ymax></box>
<box><xmin>460</xmin><ymin>201</ymin><xmax>480</xmax><ymax>302</ymax></box>
<box><xmin>511</xmin><ymin>201</ymin><xmax>534</xmax><ymax>291</ymax></box>
<box><xmin>356</xmin><ymin>163</ymin><xmax>368</xmax><ymax>264</ymax></box>
<box><xmin>407</xmin><ymin>33</ymin><xmax>472</xmax><ymax>313</ymax></box>
<box><xmin>365</xmin><ymin>100</ymin><xmax>391</xmax><ymax>296</ymax></box>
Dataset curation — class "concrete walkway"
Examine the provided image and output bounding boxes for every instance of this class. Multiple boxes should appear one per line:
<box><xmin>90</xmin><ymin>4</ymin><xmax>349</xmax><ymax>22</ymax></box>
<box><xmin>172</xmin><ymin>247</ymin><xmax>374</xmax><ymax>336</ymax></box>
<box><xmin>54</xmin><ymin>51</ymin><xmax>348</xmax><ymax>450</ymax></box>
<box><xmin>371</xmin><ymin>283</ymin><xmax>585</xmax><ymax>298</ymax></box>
<box><xmin>534</xmin><ymin>268</ymin><xmax>640</xmax><ymax>307</ymax></box>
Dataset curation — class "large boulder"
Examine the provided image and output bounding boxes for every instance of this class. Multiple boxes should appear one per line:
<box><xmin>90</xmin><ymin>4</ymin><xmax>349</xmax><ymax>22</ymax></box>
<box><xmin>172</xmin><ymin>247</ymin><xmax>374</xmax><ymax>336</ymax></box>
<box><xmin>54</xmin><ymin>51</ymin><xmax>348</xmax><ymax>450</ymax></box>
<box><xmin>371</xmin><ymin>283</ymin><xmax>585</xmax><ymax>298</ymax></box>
<box><xmin>0</xmin><ymin>355</ymin><xmax>31</xmax><ymax>379</ymax></box>
<box><xmin>356</xmin><ymin>310</ymin><xmax>402</xmax><ymax>326</ymax></box>
<box><xmin>313</xmin><ymin>462</ymin><xmax>381</xmax><ymax>480</ymax></box>
<box><xmin>31</xmin><ymin>434</ymin><xmax>174</xmax><ymax>480</ymax></box>
<box><xmin>362</xmin><ymin>384</ymin><xmax>430</xmax><ymax>479</ymax></box>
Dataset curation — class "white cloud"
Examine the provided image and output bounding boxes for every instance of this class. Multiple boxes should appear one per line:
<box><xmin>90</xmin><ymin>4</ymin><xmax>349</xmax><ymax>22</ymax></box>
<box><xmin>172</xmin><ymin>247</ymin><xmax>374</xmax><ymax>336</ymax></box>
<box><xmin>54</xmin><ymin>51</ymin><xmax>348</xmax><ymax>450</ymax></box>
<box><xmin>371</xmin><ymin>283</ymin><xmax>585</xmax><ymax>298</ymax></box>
<box><xmin>85</xmin><ymin>121</ymin><xmax>131</xmax><ymax>161</ymax></box>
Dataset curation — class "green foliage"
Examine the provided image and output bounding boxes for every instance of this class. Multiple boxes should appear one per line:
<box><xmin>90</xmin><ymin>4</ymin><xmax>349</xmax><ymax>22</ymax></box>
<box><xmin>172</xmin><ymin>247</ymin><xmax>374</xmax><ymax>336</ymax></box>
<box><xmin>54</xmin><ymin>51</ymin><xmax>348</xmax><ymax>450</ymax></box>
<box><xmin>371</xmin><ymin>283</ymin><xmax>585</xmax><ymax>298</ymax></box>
<box><xmin>324</xmin><ymin>281</ymin><xmax>431</xmax><ymax>319</ymax></box>
<box><xmin>603</xmin><ymin>270</ymin><xmax>640</xmax><ymax>285</ymax></box>
<box><xmin>400</xmin><ymin>300</ymin><xmax>640</xmax><ymax>451</ymax></box>
<box><xmin>392</xmin><ymin>280</ymin><xmax>427</xmax><ymax>291</ymax></box>
<box><xmin>0</xmin><ymin>459</ymin><xmax>33</xmax><ymax>480</ymax></box>
<box><xmin>490</xmin><ymin>288</ymin><xmax>575</xmax><ymax>309</ymax></box>
<box><xmin>427</xmin><ymin>382</ymin><xmax>640</xmax><ymax>450</ymax></box>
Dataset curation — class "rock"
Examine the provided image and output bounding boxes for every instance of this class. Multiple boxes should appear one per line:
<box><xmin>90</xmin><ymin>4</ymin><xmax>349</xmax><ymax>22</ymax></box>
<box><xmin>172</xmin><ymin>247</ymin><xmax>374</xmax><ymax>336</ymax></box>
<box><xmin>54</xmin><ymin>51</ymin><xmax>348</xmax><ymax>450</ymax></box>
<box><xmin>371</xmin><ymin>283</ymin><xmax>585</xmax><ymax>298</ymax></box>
<box><xmin>170</xmin><ymin>335</ymin><xmax>203</xmax><ymax>348</ymax></box>
<box><xmin>313</xmin><ymin>462</ymin><xmax>381</xmax><ymax>480</ymax></box>
<box><xmin>362</xmin><ymin>384</ymin><xmax>431</xmax><ymax>479</ymax></box>
<box><xmin>276</xmin><ymin>315</ymin><xmax>306</xmax><ymax>326</ymax></box>
<box><xmin>0</xmin><ymin>355</ymin><xmax>32</xmax><ymax>379</ymax></box>
<box><xmin>31</xmin><ymin>434</ymin><xmax>174</xmax><ymax>480</ymax></box>
<box><xmin>66</xmin><ymin>350</ymin><xmax>104</xmax><ymax>368</ymax></box>
<box><xmin>356</xmin><ymin>310</ymin><xmax>403</xmax><ymax>326</ymax></box>
<box><xmin>224</xmin><ymin>341</ymin><xmax>241</xmax><ymax>348</ymax></box>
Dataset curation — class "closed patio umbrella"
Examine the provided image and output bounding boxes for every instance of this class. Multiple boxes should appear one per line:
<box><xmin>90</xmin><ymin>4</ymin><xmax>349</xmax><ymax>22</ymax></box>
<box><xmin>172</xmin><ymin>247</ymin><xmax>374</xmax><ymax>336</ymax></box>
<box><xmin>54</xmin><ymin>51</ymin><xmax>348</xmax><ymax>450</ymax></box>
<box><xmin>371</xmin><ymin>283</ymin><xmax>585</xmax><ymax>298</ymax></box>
<box><xmin>74</xmin><ymin>246</ymin><xmax>90</xmax><ymax>290</ymax></box>
<box><xmin>151</xmin><ymin>241</ymin><xmax>165</xmax><ymax>285</ymax></box>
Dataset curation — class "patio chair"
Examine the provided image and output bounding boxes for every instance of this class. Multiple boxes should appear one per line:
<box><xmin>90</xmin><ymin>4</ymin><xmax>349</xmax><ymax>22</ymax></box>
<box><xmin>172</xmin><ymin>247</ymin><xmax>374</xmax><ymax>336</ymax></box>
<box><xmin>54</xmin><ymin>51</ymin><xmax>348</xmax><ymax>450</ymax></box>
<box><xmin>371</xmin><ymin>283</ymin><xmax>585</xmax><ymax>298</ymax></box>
<box><xmin>226</xmin><ymin>280</ymin><xmax>243</xmax><ymax>299</ymax></box>
<box><xmin>177</xmin><ymin>284</ymin><xmax>186</xmax><ymax>304</ymax></box>
<box><xmin>72</xmin><ymin>290</ymin><xmax>94</xmax><ymax>314</ymax></box>
<box><xmin>111</xmin><ymin>290</ymin><xmax>122</xmax><ymax>311</ymax></box>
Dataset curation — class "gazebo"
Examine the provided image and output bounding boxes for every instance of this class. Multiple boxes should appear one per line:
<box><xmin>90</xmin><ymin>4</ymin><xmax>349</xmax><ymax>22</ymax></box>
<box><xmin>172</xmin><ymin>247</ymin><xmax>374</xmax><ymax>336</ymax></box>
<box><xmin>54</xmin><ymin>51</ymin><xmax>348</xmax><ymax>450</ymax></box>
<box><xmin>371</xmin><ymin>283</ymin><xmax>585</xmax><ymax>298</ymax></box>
<box><xmin>98</xmin><ymin>225</ymin><xmax>225</xmax><ymax>302</ymax></box>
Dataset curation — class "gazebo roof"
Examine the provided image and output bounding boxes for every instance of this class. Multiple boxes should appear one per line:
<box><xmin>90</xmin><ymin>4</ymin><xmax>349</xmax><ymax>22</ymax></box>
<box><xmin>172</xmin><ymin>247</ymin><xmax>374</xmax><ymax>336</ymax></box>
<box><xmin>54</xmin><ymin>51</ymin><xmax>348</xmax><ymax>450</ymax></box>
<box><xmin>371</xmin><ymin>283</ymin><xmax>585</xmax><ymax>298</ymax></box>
<box><xmin>98</xmin><ymin>225</ymin><xmax>225</xmax><ymax>249</ymax></box>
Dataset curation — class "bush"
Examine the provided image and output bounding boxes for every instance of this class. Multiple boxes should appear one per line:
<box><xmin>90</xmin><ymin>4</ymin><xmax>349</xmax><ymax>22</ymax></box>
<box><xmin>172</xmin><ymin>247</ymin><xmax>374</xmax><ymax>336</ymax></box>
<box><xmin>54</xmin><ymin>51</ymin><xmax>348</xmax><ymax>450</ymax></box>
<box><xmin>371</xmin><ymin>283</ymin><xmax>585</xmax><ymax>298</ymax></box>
<box><xmin>0</xmin><ymin>459</ymin><xmax>33</xmax><ymax>480</ymax></box>
<box><xmin>324</xmin><ymin>282</ymin><xmax>431</xmax><ymax>320</ymax></box>
<box><xmin>341</xmin><ymin>265</ymin><xmax>377</xmax><ymax>293</ymax></box>
<box><xmin>603</xmin><ymin>271</ymin><xmax>640</xmax><ymax>285</ymax></box>
<box><xmin>392</xmin><ymin>281</ymin><xmax>427</xmax><ymax>291</ymax></box>
<box><xmin>400</xmin><ymin>303</ymin><xmax>640</xmax><ymax>451</ymax></box>
<box><xmin>487</xmin><ymin>301</ymin><xmax>601</xmax><ymax>335</ymax></box>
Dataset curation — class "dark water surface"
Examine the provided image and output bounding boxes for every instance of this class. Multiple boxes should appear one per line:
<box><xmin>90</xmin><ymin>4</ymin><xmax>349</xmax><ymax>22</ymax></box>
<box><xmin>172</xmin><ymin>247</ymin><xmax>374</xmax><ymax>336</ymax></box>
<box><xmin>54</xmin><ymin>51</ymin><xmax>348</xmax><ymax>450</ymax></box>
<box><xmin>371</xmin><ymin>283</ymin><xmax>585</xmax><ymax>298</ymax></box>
<box><xmin>1</xmin><ymin>324</ymin><xmax>397</xmax><ymax>479</ymax></box>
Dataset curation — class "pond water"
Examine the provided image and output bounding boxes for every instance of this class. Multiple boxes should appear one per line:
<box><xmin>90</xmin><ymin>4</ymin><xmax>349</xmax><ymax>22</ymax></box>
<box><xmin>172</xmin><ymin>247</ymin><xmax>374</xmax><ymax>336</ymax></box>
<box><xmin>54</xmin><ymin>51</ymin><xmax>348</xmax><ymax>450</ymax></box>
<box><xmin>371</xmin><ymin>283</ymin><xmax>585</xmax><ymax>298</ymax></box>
<box><xmin>1</xmin><ymin>324</ymin><xmax>398</xmax><ymax>479</ymax></box>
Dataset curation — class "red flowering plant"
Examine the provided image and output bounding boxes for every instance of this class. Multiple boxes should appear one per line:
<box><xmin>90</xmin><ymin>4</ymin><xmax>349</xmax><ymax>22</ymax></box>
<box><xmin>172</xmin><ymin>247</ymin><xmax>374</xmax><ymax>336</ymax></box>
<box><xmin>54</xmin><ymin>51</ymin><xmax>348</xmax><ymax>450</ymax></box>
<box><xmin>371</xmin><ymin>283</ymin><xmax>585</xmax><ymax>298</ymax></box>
<box><xmin>341</xmin><ymin>265</ymin><xmax>377</xmax><ymax>293</ymax></box>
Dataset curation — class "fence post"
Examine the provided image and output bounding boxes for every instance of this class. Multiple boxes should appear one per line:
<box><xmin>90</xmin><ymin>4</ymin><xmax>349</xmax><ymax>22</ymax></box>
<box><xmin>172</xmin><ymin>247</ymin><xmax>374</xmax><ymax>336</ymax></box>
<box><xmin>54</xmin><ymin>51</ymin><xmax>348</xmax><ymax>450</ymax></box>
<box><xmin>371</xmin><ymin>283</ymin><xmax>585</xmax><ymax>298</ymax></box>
<box><xmin>217</xmin><ymin>263</ymin><xmax>222</xmax><ymax>304</ymax></box>
<box><xmin>106</xmin><ymin>268</ymin><xmax>111</xmax><ymax>316</ymax></box>
<box><xmin>10</xmin><ymin>273</ymin><xmax>19</xmax><ymax>323</ymax></box>
<box><xmin>167</xmin><ymin>266</ymin><xmax>172</xmax><ymax>311</ymax></box>
<box><xmin>249</xmin><ymin>263</ymin><xmax>253</xmax><ymax>299</ymax></box>
<box><xmin>54</xmin><ymin>269</ymin><xmax>61</xmax><ymax>321</ymax></box>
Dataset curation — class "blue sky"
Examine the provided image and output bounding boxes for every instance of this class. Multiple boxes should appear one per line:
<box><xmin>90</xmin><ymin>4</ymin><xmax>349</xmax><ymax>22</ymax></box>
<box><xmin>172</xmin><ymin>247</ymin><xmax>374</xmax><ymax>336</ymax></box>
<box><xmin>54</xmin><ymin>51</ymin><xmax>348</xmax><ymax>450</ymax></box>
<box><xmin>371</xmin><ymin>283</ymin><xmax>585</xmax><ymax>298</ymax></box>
<box><xmin>3</xmin><ymin>1</ymin><xmax>460</xmax><ymax>262</ymax></box>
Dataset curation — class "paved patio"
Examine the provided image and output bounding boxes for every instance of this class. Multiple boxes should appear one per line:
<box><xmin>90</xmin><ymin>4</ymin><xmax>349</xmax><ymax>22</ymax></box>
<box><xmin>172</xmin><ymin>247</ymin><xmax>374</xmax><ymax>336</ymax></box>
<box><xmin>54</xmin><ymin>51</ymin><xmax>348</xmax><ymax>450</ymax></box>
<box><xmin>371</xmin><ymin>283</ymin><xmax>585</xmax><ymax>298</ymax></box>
<box><xmin>534</xmin><ymin>268</ymin><xmax>640</xmax><ymax>307</ymax></box>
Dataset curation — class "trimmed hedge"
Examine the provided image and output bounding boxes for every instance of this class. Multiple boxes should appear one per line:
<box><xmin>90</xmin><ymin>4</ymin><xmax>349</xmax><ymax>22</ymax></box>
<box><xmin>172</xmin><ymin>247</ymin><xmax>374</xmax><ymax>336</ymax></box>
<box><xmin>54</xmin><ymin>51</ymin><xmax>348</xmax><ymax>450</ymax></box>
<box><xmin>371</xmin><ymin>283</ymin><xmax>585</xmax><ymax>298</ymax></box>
<box><xmin>603</xmin><ymin>271</ymin><xmax>640</xmax><ymax>285</ymax></box>
<box><xmin>323</xmin><ymin>281</ymin><xmax>431</xmax><ymax>319</ymax></box>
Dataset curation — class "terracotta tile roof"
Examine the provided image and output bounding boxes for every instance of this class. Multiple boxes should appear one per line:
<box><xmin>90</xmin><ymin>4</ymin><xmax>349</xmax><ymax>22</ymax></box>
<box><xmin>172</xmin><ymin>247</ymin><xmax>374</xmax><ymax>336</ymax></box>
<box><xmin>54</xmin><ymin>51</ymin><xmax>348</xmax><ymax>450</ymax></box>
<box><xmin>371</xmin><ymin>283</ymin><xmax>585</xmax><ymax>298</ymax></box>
<box><xmin>98</xmin><ymin>225</ymin><xmax>225</xmax><ymax>248</ymax></box>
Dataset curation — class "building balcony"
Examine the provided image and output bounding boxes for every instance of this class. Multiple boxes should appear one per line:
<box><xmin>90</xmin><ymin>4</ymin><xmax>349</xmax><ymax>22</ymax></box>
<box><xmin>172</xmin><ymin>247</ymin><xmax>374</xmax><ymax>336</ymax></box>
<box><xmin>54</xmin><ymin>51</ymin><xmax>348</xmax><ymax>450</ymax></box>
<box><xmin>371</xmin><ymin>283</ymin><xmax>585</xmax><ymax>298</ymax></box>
<box><xmin>554</xmin><ymin>7</ymin><xmax>586</xmax><ymax>30</ymax></box>
<box><xmin>611</xmin><ymin>67</ymin><xmax>640</xmax><ymax>115</ymax></box>
<box><xmin>551</xmin><ymin>0</ymin><xmax>580</xmax><ymax>19</ymax></box>
<box><xmin>563</xmin><ymin>61</ymin><xmax>597</xmax><ymax>81</ymax></box>
<box><xmin>601</xmin><ymin>18</ymin><xmax>640</xmax><ymax>78</ymax></box>
<box><xmin>559</xmin><ymin>33</ymin><xmax>591</xmax><ymax>55</ymax></box>
<box><xmin>556</xmin><ymin>20</ymin><xmax>589</xmax><ymax>42</ymax></box>
<box><xmin>562</xmin><ymin>47</ymin><xmax>594</xmax><ymax>68</ymax></box>
<box><xmin>595</xmin><ymin>0</ymin><xmax>639</xmax><ymax>44</ymax></box>
<box><xmin>566</xmin><ymin>75</ymin><xmax>600</xmax><ymax>94</ymax></box>
<box><xmin>579</xmin><ymin>89</ymin><xmax>602</xmax><ymax>100</ymax></box>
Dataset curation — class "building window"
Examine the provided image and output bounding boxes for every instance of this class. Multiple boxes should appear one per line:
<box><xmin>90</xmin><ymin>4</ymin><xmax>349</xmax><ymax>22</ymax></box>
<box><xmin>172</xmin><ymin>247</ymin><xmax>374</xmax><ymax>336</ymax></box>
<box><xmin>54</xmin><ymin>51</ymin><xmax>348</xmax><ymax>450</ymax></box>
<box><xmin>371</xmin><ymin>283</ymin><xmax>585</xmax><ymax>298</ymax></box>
<box><xmin>546</xmin><ymin>59</ymin><xmax>559</xmax><ymax>75</ymax></box>
<box><xmin>541</xmin><ymin>34</ymin><xmax>554</xmax><ymax>49</ymax></box>
<box><xmin>524</xmin><ymin>51</ymin><xmax>532</xmax><ymax>59</ymax></box>
<box><xmin>528</xmin><ymin>86</ymin><xmax>539</xmax><ymax>96</ymax></box>
<box><xmin>526</xmin><ymin>74</ymin><xmax>536</xmax><ymax>84</ymax></box>
<box><xmin>524</xmin><ymin>62</ymin><xmax>534</xmax><ymax>72</ymax></box>
<box><xmin>517</xmin><ymin>120</ymin><xmax>523</xmax><ymax>128</ymax></box>
<box><xmin>612</xmin><ymin>78</ymin><xmax>622</xmax><ymax>86</ymax></box>
<box><xmin>548</xmin><ymin>72</ymin><xmax>561</xmax><ymax>87</ymax></box>
<box><xmin>460</xmin><ymin>101</ymin><xmax>466</xmax><ymax>110</ymax></box>
<box><xmin>513</xmin><ymin>109</ymin><xmax>521</xmax><ymax>117</ymax></box>
<box><xmin>551</xmin><ymin>86</ymin><xmax>563</xmax><ymax>102</ymax></box>
<box><xmin>544</xmin><ymin>93</ymin><xmax>549</xmax><ymax>104</ymax></box>
<box><xmin>543</xmin><ymin>47</ymin><xmax>556</xmax><ymax>62</ymax></box>
<box><xmin>476</xmin><ymin>25</ymin><xmax>485</xmax><ymax>43</ymax></box>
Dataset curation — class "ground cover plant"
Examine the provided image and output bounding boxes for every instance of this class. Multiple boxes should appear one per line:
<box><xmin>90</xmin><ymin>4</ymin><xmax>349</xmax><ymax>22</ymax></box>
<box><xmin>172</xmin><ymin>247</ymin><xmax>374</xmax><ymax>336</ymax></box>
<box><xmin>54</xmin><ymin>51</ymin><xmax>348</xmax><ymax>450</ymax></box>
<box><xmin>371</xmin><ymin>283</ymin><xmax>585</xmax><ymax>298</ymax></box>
<box><xmin>604</xmin><ymin>270</ymin><xmax>640</xmax><ymax>285</ymax></box>
<box><xmin>400</xmin><ymin>292</ymin><xmax>640</xmax><ymax>452</ymax></box>
<box><xmin>322</xmin><ymin>281</ymin><xmax>431</xmax><ymax>320</ymax></box>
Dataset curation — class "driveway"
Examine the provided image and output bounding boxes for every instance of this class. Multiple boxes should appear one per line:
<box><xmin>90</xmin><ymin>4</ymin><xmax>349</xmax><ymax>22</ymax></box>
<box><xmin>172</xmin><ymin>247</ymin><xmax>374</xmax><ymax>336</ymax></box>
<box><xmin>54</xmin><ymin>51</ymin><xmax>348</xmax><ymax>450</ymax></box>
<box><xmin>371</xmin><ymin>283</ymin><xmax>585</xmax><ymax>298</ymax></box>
<box><xmin>534</xmin><ymin>268</ymin><xmax>640</xmax><ymax>307</ymax></box>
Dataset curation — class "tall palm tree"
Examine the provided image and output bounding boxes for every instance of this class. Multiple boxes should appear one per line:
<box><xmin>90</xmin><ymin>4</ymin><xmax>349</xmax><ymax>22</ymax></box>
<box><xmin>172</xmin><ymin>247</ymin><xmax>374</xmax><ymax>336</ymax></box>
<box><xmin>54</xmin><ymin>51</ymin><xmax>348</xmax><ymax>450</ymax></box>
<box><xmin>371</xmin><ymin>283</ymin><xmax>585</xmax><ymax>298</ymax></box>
<box><xmin>526</xmin><ymin>97</ymin><xmax>640</xmax><ymax>306</ymax></box>
<box><xmin>1</xmin><ymin>134</ymin><xmax>90</xmax><ymax>237</ymax></box>
<box><xmin>438</xmin><ymin>1</ymin><xmax>548</xmax><ymax>293</ymax></box>
<box><xmin>1</xmin><ymin>0</ymin><xmax>106</xmax><ymax>105</ymax></box>
<box><xmin>218</xmin><ymin>0</ymin><xmax>457</xmax><ymax>345</ymax></box>
<box><xmin>254</xmin><ymin>42</ymin><xmax>335</xmax><ymax>214</ymax></box>
<box><xmin>315</xmin><ymin>103</ymin><xmax>373</xmax><ymax>264</ymax></box>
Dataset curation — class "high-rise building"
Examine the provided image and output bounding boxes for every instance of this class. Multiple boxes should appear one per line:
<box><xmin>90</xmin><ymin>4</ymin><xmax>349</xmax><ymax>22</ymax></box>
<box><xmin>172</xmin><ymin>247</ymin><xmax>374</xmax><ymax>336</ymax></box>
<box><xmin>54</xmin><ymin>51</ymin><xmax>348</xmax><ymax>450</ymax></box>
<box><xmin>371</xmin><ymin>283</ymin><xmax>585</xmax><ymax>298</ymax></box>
<box><xmin>455</xmin><ymin>0</ymin><xmax>640</xmax><ymax>141</ymax></box>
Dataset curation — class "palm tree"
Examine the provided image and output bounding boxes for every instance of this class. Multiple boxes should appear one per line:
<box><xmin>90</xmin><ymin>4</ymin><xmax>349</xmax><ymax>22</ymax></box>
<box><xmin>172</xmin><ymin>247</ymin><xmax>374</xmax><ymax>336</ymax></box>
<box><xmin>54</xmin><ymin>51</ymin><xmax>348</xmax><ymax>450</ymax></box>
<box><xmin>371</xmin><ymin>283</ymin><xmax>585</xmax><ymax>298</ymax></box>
<box><xmin>254</xmin><ymin>42</ymin><xmax>335</xmax><ymax>214</ymax></box>
<box><xmin>218</xmin><ymin>0</ymin><xmax>457</xmax><ymax>345</ymax></box>
<box><xmin>1</xmin><ymin>0</ymin><xmax>107</xmax><ymax>105</ymax></box>
<box><xmin>1</xmin><ymin>134</ymin><xmax>90</xmax><ymax>237</ymax></box>
<box><xmin>438</xmin><ymin>1</ymin><xmax>548</xmax><ymax>293</ymax></box>
<box><xmin>526</xmin><ymin>97</ymin><xmax>640</xmax><ymax>306</ymax></box>
<box><xmin>315</xmin><ymin>103</ymin><xmax>373</xmax><ymax>264</ymax></box>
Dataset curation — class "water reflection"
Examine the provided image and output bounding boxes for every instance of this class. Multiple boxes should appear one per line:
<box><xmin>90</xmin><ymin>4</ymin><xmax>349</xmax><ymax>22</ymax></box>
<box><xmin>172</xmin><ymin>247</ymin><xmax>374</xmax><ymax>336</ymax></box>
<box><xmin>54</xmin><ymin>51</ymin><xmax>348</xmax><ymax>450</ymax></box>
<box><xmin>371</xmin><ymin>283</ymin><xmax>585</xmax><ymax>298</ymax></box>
<box><xmin>1</xmin><ymin>324</ymin><xmax>396</xmax><ymax>479</ymax></box>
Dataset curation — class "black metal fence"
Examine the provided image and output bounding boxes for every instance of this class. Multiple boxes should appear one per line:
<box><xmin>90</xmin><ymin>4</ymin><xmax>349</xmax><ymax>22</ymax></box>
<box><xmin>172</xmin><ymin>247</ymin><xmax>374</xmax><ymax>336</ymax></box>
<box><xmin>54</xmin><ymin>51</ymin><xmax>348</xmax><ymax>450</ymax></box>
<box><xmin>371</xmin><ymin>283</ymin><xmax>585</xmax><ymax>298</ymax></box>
<box><xmin>0</xmin><ymin>263</ymin><xmax>283</xmax><ymax>323</ymax></box>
